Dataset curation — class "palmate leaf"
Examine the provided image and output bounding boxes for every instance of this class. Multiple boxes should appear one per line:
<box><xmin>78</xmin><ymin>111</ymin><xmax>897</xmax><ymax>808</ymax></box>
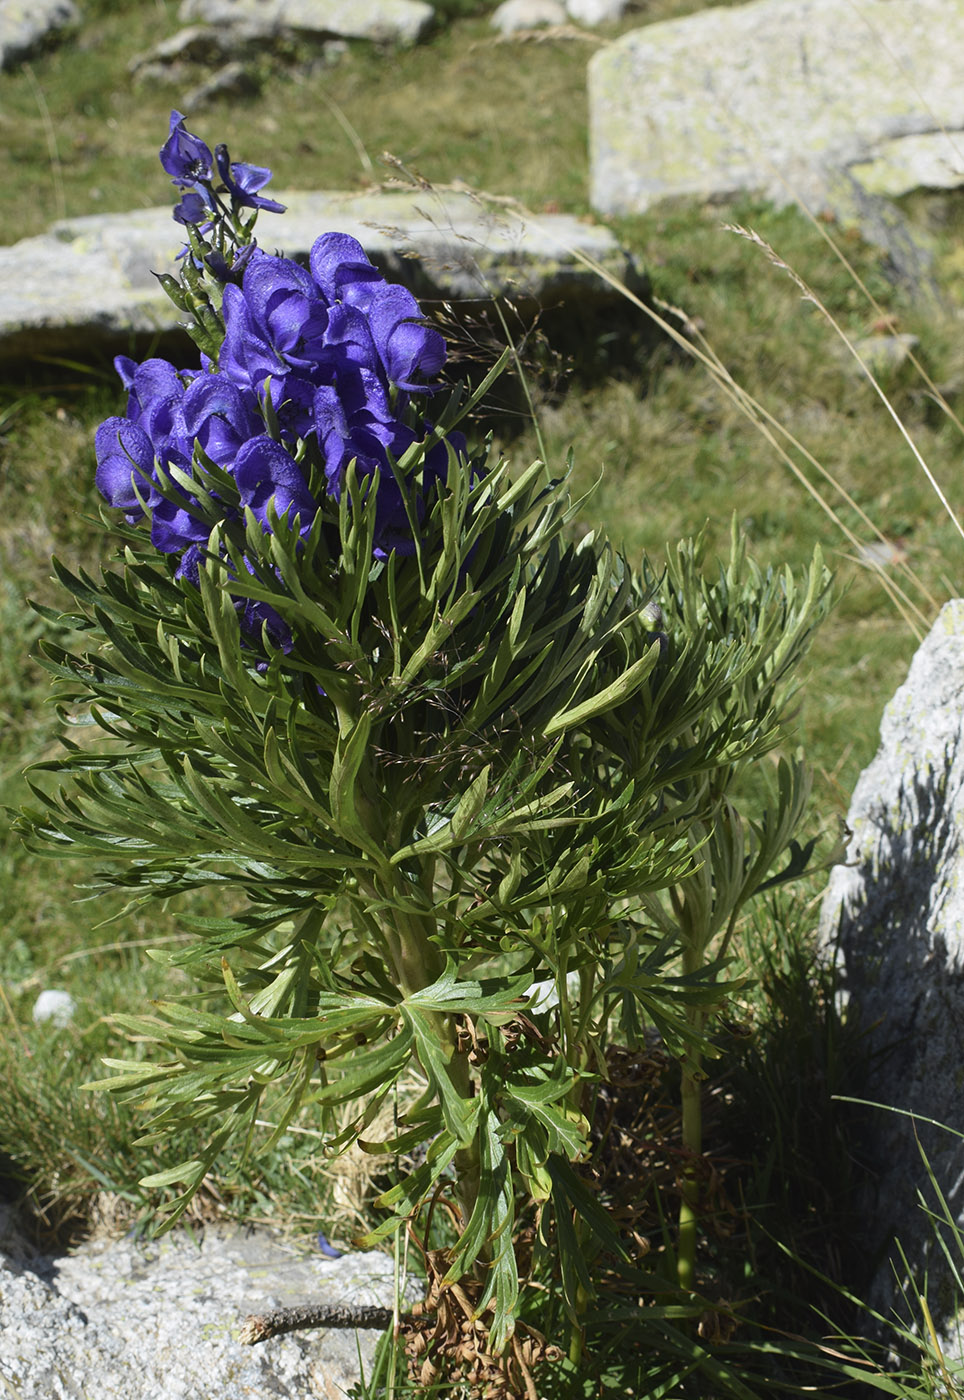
<box><xmin>502</xmin><ymin>1078</ymin><xmax>588</xmax><ymax>1161</ymax></box>
<box><xmin>359</xmin><ymin>1130</ymin><xmax>461</xmax><ymax>1246</ymax></box>
<box><xmin>311</xmin><ymin>1028</ymin><xmax>414</xmax><ymax>1108</ymax></box>
<box><xmin>403</xmin><ymin>965</ymin><xmax>531</xmax><ymax>1016</ymax></box>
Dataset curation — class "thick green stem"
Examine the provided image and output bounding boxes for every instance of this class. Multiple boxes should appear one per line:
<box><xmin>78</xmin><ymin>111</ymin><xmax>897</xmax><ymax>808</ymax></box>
<box><xmin>370</xmin><ymin>876</ymin><xmax>481</xmax><ymax>1236</ymax></box>
<box><xmin>677</xmin><ymin>1048</ymin><xmax>702</xmax><ymax>1292</ymax></box>
<box><xmin>677</xmin><ymin>946</ymin><xmax>704</xmax><ymax>1293</ymax></box>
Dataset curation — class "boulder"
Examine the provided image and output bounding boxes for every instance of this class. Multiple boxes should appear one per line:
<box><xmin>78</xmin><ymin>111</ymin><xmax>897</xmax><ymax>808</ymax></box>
<box><xmin>0</xmin><ymin>1203</ymin><xmax>398</xmax><ymax>1398</ymax></box>
<box><xmin>0</xmin><ymin>190</ymin><xmax>642</xmax><ymax>362</ymax></box>
<box><xmin>129</xmin><ymin>22</ymin><xmax>345</xmax><ymax>90</ymax></box>
<box><xmin>491</xmin><ymin>0</ymin><xmax>567</xmax><ymax>32</ymax></box>
<box><xmin>820</xmin><ymin>599</ymin><xmax>964</xmax><ymax>1342</ymax></box>
<box><xmin>0</xmin><ymin>0</ymin><xmax>78</xmax><ymax>71</ymax></box>
<box><xmin>177</xmin><ymin>0</ymin><xmax>435</xmax><ymax>44</ymax></box>
<box><xmin>565</xmin><ymin>0</ymin><xmax>629</xmax><ymax>22</ymax></box>
<box><xmin>129</xmin><ymin>23</ymin><xmax>272</xmax><ymax>78</ymax></box>
<box><xmin>181</xmin><ymin>58</ymin><xmax>260</xmax><ymax>107</ymax></box>
<box><xmin>589</xmin><ymin>0</ymin><xmax>964</xmax><ymax>217</ymax></box>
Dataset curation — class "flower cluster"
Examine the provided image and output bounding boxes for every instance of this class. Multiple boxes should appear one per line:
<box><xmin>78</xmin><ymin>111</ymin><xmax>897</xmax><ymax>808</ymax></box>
<box><xmin>95</xmin><ymin>113</ymin><xmax>454</xmax><ymax>640</ymax></box>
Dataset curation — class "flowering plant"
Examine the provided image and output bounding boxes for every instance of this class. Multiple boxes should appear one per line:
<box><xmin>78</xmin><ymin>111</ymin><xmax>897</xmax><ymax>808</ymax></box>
<box><xmin>20</xmin><ymin>114</ymin><xmax>832</xmax><ymax>1377</ymax></box>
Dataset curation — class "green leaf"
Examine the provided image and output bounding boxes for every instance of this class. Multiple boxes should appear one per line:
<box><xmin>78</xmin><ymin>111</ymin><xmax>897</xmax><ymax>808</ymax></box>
<box><xmin>503</xmin><ymin>1079</ymin><xmax>588</xmax><ymax>1160</ymax></box>
<box><xmin>403</xmin><ymin>965</ymin><xmax>530</xmax><ymax>1016</ymax></box>
<box><xmin>139</xmin><ymin>1160</ymin><xmax>205</xmax><ymax>1190</ymax></box>
<box><xmin>402</xmin><ymin>1003</ymin><xmax>479</xmax><ymax>1145</ymax></box>
<box><xmin>543</xmin><ymin>640</ymin><xmax>660</xmax><ymax>739</ymax></box>
<box><xmin>329</xmin><ymin>712</ymin><xmax>382</xmax><ymax>860</ymax></box>
<box><xmin>359</xmin><ymin>1131</ymin><xmax>460</xmax><ymax>1245</ymax></box>
<box><xmin>313</xmin><ymin>1029</ymin><xmax>413</xmax><ymax>1107</ymax></box>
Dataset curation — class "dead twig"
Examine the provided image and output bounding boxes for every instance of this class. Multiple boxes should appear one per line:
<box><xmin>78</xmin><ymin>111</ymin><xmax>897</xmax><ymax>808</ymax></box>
<box><xmin>239</xmin><ymin>1302</ymin><xmax>405</xmax><ymax>1345</ymax></box>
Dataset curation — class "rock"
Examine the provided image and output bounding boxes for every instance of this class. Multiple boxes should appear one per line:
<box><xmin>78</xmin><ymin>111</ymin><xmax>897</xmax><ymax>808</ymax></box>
<box><xmin>129</xmin><ymin>21</ymin><xmax>346</xmax><ymax>92</ymax></box>
<box><xmin>182</xmin><ymin>59</ymin><xmax>260</xmax><ymax>107</ymax></box>
<box><xmin>31</xmin><ymin>989</ymin><xmax>76</xmax><ymax>1027</ymax></box>
<box><xmin>129</xmin><ymin>22</ymin><xmax>268</xmax><ymax>78</ymax></box>
<box><xmin>849</xmin><ymin>332</ymin><xmax>920</xmax><ymax>378</ymax></box>
<box><xmin>0</xmin><ymin>190</ymin><xmax>642</xmax><ymax>362</ymax></box>
<box><xmin>178</xmin><ymin>0</ymin><xmax>435</xmax><ymax>44</ymax></box>
<box><xmin>851</xmin><ymin>131</ymin><xmax>964</xmax><ymax>200</ymax></box>
<box><xmin>0</xmin><ymin>0</ymin><xmax>78</xmax><ymax>70</ymax></box>
<box><xmin>491</xmin><ymin>0</ymin><xmax>567</xmax><ymax>34</ymax></box>
<box><xmin>565</xmin><ymin>0</ymin><xmax>628</xmax><ymax>22</ymax></box>
<box><xmin>589</xmin><ymin>0</ymin><xmax>964</xmax><ymax>217</ymax></box>
<box><xmin>815</xmin><ymin>168</ymin><xmax>942</xmax><ymax>304</ymax></box>
<box><xmin>820</xmin><ymin>599</ymin><xmax>964</xmax><ymax>1343</ymax></box>
<box><xmin>0</xmin><ymin>1202</ymin><xmax>400</xmax><ymax>1399</ymax></box>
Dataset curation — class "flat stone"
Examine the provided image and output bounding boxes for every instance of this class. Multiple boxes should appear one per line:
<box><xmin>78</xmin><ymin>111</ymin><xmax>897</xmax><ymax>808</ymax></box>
<box><xmin>589</xmin><ymin>0</ymin><xmax>964</xmax><ymax>216</ymax></box>
<box><xmin>0</xmin><ymin>0</ymin><xmax>78</xmax><ymax>70</ymax></box>
<box><xmin>182</xmin><ymin>59</ymin><xmax>260</xmax><ymax>107</ymax></box>
<box><xmin>849</xmin><ymin>332</ymin><xmax>920</xmax><ymax>377</ymax></box>
<box><xmin>0</xmin><ymin>1204</ymin><xmax>400</xmax><ymax>1399</ymax></box>
<box><xmin>820</xmin><ymin>599</ymin><xmax>964</xmax><ymax>1347</ymax></box>
<box><xmin>0</xmin><ymin>190</ymin><xmax>641</xmax><ymax>362</ymax></box>
<box><xmin>129</xmin><ymin>23</ymin><xmax>269</xmax><ymax>74</ymax></box>
<box><xmin>565</xmin><ymin>0</ymin><xmax>628</xmax><ymax>23</ymax></box>
<box><xmin>491</xmin><ymin>0</ymin><xmax>567</xmax><ymax>32</ymax></box>
<box><xmin>178</xmin><ymin>0</ymin><xmax>435</xmax><ymax>44</ymax></box>
<box><xmin>851</xmin><ymin>131</ymin><xmax>964</xmax><ymax>199</ymax></box>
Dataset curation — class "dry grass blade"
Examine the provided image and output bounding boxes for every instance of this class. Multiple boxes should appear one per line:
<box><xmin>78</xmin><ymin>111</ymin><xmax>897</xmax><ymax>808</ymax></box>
<box><xmin>725</xmin><ymin>223</ymin><xmax>964</xmax><ymax>558</ymax></box>
<box><xmin>449</xmin><ymin>188</ymin><xmax>936</xmax><ymax>637</ymax></box>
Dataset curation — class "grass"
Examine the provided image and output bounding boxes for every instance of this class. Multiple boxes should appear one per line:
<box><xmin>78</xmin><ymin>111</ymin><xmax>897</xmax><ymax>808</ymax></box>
<box><xmin>2</xmin><ymin>0</ymin><xmax>964</xmax><ymax>1393</ymax></box>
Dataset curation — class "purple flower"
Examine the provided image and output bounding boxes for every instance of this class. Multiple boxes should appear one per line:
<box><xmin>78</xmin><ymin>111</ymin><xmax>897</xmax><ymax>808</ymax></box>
<box><xmin>310</xmin><ymin>232</ymin><xmax>384</xmax><ymax>310</ymax></box>
<box><xmin>310</xmin><ymin>236</ymin><xmax>446</xmax><ymax>390</ymax></box>
<box><xmin>234</xmin><ymin>436</ymin><xmax>317</xmax><ymax>533</ymax></box>
<box><xmin>313</xmin><ymin>371</ymin><xmax>405</xmax><ymax>493</ymax></box>
<box><xmin>160</xmin><ymin>111</ymin><xmax>213</xmax><ymax>188</ymax></box>
<box><xmin>321</xmin><ymin>303</ymin><xmax>380</xmax><ymax>376</ymax></box>
<box><xmin>94</xmin><ymin>417</ymin><xmax>157</xmax><ymax>518</ymax></box>
<box><xmin>114</xmin><ymin>356</ymin><xmax>192</xmax><ymax>467</ymax></box>
<box><xmin>180</xmin><ymin>375</ymin><xmax>261</xmax><ymax>468</ymax></box>
<box><xmin>367</xmin><ymin>284</ymin><xmax>446</xmax><ymax>392</ymax></box>
<box><xmin>220</xmin><ymin>251</ymin><xmax>330</xmax><ymax>391</ymax></box>
<box><xmin>173</xmin><ymin>189</ymin><xmax>211</xmax><ymax>228</ymax></box>
<box><xmin>215</xmin><ymin>144</ymin><xmax>286</xmax><ymax>215</ymax></box>
<box><xmin>150</xmin><ymin>484</ymin><xmax>215</xmax><ymax>556</ymax></box>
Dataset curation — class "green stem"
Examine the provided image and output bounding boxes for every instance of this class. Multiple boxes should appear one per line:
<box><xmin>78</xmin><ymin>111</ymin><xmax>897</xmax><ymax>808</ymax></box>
<box><xmin>677</xmin><ymin>945</ymin><xmax>704</xmax><ymax>1293</ymax></box>
<box><xmin>568</xmin><ymin>1284</ymin><xmax>589</xmax><ymax>1367</ymax></box>
<box><xmin>677</xmin><ymin>1047</ymin><xmax>702</xmax><ymax>1293</ymax></box>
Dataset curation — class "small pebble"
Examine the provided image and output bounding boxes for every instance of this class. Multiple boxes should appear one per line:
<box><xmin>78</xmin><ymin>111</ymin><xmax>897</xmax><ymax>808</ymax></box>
<box><xmin>32</xmin><ymin>989</ymin><xmax>76</xmax><ymax>1028</ymax></box>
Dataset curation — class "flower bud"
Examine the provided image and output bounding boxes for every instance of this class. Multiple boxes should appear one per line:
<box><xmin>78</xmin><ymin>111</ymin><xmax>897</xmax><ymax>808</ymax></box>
<box><xmin>640</xmin><ymin>600</ymin><xmax>664</xmax><ymax>631</ymax></box>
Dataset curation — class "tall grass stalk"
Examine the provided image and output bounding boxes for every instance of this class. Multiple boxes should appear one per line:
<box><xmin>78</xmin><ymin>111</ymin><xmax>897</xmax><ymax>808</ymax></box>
<box><xmin>21</xmin><ymin>64</ymin><xmax>66</xmax><ymax>223</ymax></box>
<box><xmin>724</xmin><ymin>222</ymin><xmax>964</xmax><ymax>553</ymax></box>
<box><xmin>407</xmin><ymin>178</ymin><xmax>938</xmax><ymax>640</ymax></box>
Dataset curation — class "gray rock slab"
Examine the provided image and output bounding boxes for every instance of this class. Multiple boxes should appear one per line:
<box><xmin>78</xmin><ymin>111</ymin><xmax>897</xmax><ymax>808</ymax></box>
<box><xmin>0</xmin><ymin>1203</ymin><xmax>400</xmax><ymax>1399</ymax></box>
<box><xmin>491</xmin><ymin>0</ymin><xmax>567</xmax><ymax>33</ymax></box>
<box><xmin>820</xmin><ymin>599</ymin><xmax>964</xmax><ymax>1343</ymax></box>
<box><xmin>565</xmin><ymin>0</ymin><xmax>629</xmax><ymax>22</ymax></box>
<box><xmin>129</xmin><ymin>22</ymin><xmax>271</xmax><ymax>74</ymax></box>
<box><xmin>0</xmin><ymin>0</ymin><xmax>78</xmax><ymax>70</ymax></box>
<box><xmin>0</xmin><ymin>190</ymin><xmax>640</xmax><ymax>361</ymax></box>
<box><xmin>178</xmin><ymin>0</ymin><xmax>434</xmax><ymax>44</ymax></box>
<box><xmin>182</xmin><ymin>58</ymin><xmax>259</xmax><ymax>107</ymax></box>
<box><xmin>589</xmin><ymin>0</ymin><xmax>964</xmax><ymax>217</ymax></box>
